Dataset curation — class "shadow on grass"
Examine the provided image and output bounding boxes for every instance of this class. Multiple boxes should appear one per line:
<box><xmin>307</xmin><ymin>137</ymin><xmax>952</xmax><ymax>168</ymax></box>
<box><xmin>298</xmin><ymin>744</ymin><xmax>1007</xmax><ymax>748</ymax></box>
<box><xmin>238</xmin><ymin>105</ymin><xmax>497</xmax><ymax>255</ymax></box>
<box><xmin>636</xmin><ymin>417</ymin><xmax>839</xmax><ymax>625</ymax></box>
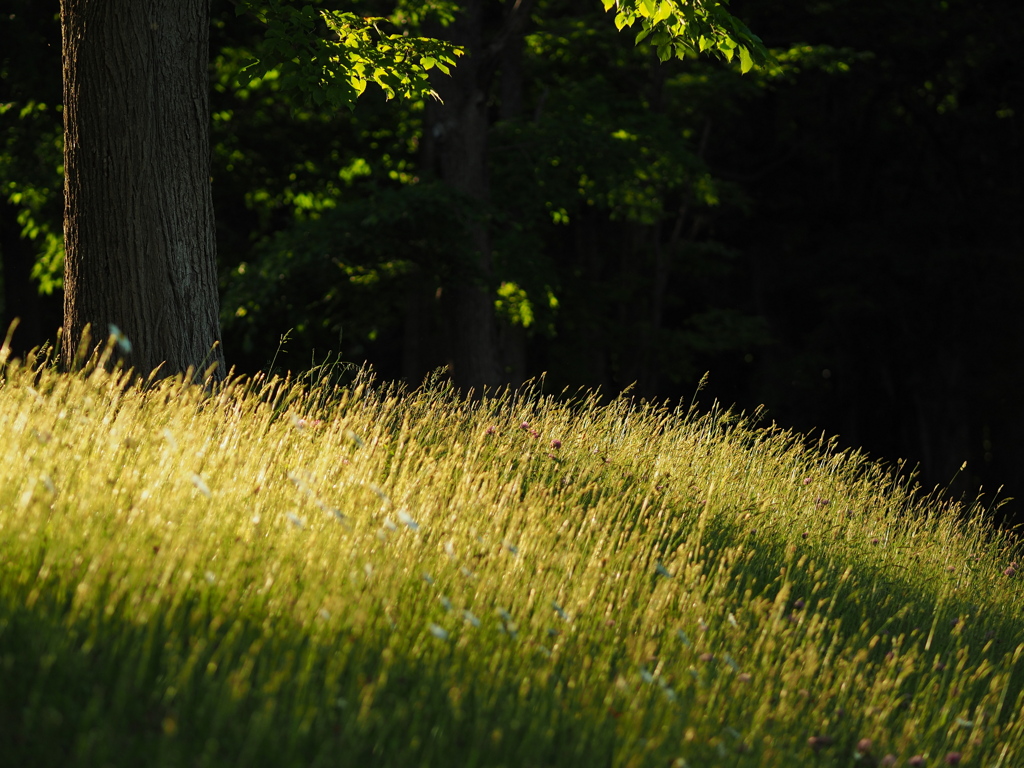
<box><xmin>0</xmin><ymin>579</ymin><xmax>620</xmax><ymax>768</ymax></box>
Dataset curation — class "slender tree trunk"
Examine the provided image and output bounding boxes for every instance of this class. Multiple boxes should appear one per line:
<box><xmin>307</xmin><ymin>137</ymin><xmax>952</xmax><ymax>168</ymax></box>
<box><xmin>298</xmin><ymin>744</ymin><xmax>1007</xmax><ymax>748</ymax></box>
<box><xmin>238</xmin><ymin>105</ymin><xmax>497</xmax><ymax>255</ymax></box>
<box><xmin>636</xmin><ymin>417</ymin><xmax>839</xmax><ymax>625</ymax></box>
<box><xmin>420</xmin><ymin>0</ymin><xmax>534</xmax><ymax>393</ymax></box>
<box><xmin>60</xmin><ymin>0</ymin><xmax>224</xmax><ymax>380</ymax></box>
<box><xmin>422</xmin><ymin>0</ymin><xmax>501</xmax><ymax>392</ymax></box>
<box><xmin>494</xmin><ymin>3</ymin><xmax>527</xmax><ymax>386</ymax></box>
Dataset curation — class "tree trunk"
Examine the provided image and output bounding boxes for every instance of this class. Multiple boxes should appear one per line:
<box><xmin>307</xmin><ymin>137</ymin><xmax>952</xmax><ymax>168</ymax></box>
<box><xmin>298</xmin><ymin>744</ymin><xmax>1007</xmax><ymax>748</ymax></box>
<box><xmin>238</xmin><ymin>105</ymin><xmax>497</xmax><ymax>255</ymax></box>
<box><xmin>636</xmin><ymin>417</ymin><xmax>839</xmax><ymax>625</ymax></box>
<box><xmin>421</xmin><ymin>0</ymin><xmax>501</xmax><ymax>393</ymax></box>
<box><xmin>60</xmin><ymin>0</ymin><xmax>224</xmax><ymax>381</ymax></box>
<box><xmin>495</xmin><ymin>5</ymin><xmax>527</xmax><ymax>386</ymax></box>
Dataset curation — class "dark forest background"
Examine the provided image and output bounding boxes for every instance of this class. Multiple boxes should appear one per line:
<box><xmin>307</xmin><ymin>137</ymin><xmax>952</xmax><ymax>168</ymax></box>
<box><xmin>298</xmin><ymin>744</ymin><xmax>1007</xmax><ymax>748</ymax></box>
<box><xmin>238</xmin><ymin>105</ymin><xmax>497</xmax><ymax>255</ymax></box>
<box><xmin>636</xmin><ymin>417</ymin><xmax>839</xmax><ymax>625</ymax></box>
<box><xmin>2</xmin><ymin>0</ymin><xmax>1022</xmax><ymax>521</ymax></box>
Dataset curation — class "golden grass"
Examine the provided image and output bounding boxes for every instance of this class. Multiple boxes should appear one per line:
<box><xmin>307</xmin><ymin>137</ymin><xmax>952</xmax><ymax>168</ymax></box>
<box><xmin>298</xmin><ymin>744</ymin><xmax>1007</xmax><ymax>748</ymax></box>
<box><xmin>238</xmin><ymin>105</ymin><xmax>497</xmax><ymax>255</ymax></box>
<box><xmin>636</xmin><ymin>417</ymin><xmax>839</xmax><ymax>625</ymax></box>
<box><xmin>1</xmin><ymin>345</ymin><xmax>1022</xmax><ymax>767</ymax></box>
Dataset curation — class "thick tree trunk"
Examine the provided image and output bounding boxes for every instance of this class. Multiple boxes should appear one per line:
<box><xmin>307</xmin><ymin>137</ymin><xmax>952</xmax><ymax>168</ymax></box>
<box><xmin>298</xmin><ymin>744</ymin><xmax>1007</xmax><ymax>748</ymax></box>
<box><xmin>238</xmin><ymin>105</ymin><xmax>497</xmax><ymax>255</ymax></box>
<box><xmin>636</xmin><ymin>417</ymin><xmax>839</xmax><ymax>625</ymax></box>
<box><xmin>60</xmin><ymin>0</ymin><xmax>224</xmax><ymax>380</ymax></box>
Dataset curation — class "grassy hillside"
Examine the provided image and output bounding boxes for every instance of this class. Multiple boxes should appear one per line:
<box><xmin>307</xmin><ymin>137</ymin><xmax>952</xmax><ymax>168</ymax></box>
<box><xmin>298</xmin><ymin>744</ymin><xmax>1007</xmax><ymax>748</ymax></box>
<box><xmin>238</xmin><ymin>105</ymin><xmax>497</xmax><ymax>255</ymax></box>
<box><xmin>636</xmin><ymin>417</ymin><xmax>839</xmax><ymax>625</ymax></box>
<box><xmin>1</xmin><ymin>345</ymin><xmax>1022</xmax><ymax>767</ymax></box>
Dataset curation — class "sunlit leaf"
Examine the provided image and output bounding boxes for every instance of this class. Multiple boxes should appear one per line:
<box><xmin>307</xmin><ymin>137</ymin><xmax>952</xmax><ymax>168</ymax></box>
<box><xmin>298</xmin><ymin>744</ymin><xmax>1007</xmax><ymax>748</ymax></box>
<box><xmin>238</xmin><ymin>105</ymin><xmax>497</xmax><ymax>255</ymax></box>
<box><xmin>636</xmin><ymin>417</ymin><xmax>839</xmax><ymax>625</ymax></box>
<box><xmin>739</xmin><ymin>45</ymin><xmax>754</xmax><ymax>74</ymax></box>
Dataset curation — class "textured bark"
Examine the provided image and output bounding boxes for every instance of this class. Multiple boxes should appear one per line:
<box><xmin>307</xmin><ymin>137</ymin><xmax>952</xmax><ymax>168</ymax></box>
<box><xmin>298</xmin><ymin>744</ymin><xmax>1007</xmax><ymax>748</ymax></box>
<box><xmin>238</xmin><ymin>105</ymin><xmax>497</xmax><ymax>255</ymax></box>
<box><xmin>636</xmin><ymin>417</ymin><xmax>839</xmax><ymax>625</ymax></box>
<box><xmin>60</xmin><ymin>0</ymin><xmax>224</xmax><ymax>380</ymax></box>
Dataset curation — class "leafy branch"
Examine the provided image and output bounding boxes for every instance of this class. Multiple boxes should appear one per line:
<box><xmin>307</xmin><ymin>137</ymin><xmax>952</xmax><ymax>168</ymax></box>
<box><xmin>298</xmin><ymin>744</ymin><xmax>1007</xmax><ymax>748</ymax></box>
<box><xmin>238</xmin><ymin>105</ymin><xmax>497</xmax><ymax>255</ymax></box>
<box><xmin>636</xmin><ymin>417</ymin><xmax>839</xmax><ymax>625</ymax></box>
<box><xmin>235</xmin><ymin>0</ymin><xmax>463</xmax><ymax>108</ymax></box>
<box><xmin>234</xmin><ymin>0</ymin><xmax>767</xmax><ymax>113</ymax></box>
<box><xmin>603</xmin><ymin>0</ymin><xmax>772</xmax><ymax>72</ymax></box>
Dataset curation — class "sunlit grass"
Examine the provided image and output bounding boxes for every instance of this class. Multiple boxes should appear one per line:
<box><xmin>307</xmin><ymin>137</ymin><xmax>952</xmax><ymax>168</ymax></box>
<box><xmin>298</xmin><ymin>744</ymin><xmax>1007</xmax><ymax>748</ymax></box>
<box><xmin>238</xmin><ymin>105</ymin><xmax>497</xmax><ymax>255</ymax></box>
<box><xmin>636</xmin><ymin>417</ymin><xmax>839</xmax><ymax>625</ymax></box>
<box><xmin>1</xmin><ymin>343</ymin><xmax>1022</xmax><ymax>767</ymax></box>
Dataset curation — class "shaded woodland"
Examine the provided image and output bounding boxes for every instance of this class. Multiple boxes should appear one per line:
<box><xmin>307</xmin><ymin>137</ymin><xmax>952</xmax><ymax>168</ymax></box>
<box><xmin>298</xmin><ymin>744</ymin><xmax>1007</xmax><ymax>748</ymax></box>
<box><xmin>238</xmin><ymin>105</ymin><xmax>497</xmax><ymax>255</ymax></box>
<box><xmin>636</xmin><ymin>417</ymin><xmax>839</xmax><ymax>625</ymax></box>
<box><xmin>2</xmin><ymin>0</ymin><xmax>1022</xmax><ymax>519</ymax></box>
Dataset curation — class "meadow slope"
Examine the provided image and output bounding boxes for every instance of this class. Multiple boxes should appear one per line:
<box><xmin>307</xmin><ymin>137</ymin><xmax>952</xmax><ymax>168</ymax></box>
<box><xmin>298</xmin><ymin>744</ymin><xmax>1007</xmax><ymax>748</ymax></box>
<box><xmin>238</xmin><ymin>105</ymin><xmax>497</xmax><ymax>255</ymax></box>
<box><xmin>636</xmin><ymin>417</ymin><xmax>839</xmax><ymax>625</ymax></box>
<box><xmin>1</xmin><ymin>349</ymin><xmax>1022</xmax><ymax>767</ymax></box>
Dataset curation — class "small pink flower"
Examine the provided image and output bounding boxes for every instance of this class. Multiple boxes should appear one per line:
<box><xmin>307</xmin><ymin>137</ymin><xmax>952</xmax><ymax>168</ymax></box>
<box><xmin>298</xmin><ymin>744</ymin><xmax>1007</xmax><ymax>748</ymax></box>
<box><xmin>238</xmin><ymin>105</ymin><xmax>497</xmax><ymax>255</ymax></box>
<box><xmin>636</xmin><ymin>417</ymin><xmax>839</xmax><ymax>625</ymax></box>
<box><xmin>908</xmin><ymin>755</ymin><xmax>925</xmax><ymax>767</ymax></box>
<box><xmin>880</xmin><ymin>756</ymin><xmax>897</xmax><ymax>767</ymax></box>
<box><xmin>520</xmin><ymin>422</ymin><xmax>530</xmax><ymax>430</ymax></box>
<box><xmin>945</xmin><ymin>753</ymin><xmax>961</xmax><ymax>765</ymax></box>
<box><xmin>699</xmin><ymin>652</ymin><xmax>714</xmax><ymax>662</ymax></box>
<box><xmin>856</xmin><ymin>738</ymin><xmax>873</xmax><ymax>754</ymax></box>
<box><xmin>1004</xmin><ymin>562</ymin><xmax>1017</xmax><ymax>577</ymax></box>
<box><xmin>550</xmin><ymin>438</ymin><xmax>562</xmax><ymax>449</ymax></box>
<box><xmin>802</xmin><ymin>476</ymin><xmax>813</xmax><ymax>484</ymax></box>
<box><xmin>485</xmin><ymin>425</ymin><xmax>497</xmax><ymax>435</ymax></box>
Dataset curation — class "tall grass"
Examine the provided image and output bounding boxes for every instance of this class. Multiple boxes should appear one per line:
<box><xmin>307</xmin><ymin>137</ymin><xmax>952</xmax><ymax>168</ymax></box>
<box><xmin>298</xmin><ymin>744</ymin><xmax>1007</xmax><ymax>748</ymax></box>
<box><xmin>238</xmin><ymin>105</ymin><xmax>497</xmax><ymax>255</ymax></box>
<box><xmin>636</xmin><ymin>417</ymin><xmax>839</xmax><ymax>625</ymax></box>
<box><xmin>1</xmin><ymin>344</ymin><xmax>1022</xmax><ymax>767</ymax></box>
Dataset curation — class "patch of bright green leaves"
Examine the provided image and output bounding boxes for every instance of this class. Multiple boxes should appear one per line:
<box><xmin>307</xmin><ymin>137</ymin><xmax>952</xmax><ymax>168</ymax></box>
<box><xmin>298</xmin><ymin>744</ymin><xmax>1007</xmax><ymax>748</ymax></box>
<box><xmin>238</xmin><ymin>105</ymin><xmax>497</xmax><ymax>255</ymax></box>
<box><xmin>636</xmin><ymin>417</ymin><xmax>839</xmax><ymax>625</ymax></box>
<box><xmin>494</xmin><ymin>281</ymin><xmax>559</xmax><ymax>329</ymax></box>
<box><xmin>236</xmin><ymin>0</ymin><xmax>462</xmax><ymax>108</ymax></box>
<box><xmin>604</xmin><ymin>0</ymin><xmax>771</xmax><ymax>71</ymax></box>
<box><xmin>236</xmin><ymin>0</ymin><xmax>768</xmax><ymax>115</ymax></box>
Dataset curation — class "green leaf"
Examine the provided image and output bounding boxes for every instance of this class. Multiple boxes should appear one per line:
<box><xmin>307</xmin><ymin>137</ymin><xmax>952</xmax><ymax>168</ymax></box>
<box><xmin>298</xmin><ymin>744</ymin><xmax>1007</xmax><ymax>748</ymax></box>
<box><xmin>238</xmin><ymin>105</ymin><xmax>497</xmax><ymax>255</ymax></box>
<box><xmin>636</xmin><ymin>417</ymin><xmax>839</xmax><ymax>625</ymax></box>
<box><xmin>738</xmin><ymin>46</ymin><xmax>753</xmax><ymax>73</ymax></box>
<box><xmin>421</xmin><ymin>56</ymin><xmax>436</xmax><ymax>70</ymax></box>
